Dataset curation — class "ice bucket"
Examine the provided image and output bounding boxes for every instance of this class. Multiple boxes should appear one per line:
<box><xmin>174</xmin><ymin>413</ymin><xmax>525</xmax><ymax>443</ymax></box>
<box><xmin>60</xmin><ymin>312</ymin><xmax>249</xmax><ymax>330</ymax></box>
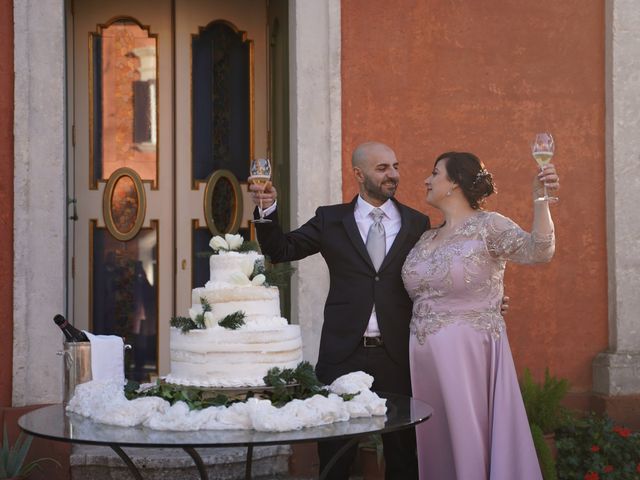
<box><xmin>58</xmin><ymin>341</ymin><xmax>92</xmax><ymax>405</ymax></box>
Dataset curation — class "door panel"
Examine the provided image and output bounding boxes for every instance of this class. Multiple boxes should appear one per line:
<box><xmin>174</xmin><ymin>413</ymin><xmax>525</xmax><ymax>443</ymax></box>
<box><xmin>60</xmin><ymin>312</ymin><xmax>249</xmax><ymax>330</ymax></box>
<box><xmin>70</xmin><ymin>0</ymin><xmax>268</xmax><ymax>380</ymax></box>
<box><xmin>72</xmin><ymin>0</ymin><xmax>173</xmax><ymax>379</ymax></box>
<box><xmin>174</xmin><ymin>0</ymin><xmax>268</xmax><ymax>316</ymax></box>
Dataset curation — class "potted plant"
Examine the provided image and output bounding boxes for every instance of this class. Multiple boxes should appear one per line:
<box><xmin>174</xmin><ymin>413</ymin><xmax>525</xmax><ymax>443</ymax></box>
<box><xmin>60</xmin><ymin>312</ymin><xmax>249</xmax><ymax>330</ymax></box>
<box><xmin>556</xmin><ymin>413</ymin><xmax>640</xmax><ymax>480</ymax></box>
<box><xmin>358</xmin><ymin>433</ymin><xmax>384</xmax><ymax>480</ymax></box>
<box><xmin>520</xmin><ymin>367</ymin><xmax>570</xmax><ymax>480</ymax></box>
<box><xmin>0</xmin><ymin>423</ymin><xmax>60</xmax><ymax>479</ymax></box>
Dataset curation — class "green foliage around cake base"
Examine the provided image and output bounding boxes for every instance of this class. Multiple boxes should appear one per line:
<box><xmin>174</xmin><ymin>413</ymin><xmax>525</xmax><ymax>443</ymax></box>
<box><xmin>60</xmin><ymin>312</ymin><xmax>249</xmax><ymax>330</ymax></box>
<box><xmin>125</xmin><ymin>380</ymin><xmax>236</xmax><ymax>409</ymax></box>
<box><xmin>263</xmin><ymin>361</ymin><xmax>338</xmax><ymax>406</ymax></box>
<box><xmin>125</xmin><ymin>361</ymin><xmax>359</xmax><ymax>410</ymax></box>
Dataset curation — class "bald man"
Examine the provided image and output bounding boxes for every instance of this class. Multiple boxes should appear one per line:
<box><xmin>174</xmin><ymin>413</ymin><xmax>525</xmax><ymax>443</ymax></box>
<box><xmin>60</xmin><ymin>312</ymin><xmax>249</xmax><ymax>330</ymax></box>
<box><xmin>250</xmin><ymin>142</ymin><xmax>428</xmax><ymax>479</ymax></box>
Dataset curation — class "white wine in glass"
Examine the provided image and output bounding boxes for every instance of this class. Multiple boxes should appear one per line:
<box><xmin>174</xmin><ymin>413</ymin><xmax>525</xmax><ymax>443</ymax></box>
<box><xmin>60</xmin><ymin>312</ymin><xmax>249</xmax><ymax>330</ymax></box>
<box><xmin>531</xmin><ymin>133</ymin><xmax>558</xmax><ymax>203</ymax></box>
<box><xmin>249</xmin><ymin>158</ymin><xmax>272</xmax><ymax>223</ymax></box>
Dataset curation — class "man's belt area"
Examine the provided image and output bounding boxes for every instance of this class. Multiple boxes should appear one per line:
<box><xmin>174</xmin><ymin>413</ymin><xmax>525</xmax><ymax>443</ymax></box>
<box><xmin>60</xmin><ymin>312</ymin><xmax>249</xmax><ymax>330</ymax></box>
<box><xmin>363</xmin><ymin>336</ymin><xmax>384</xmax><ymax>348</ymax></box>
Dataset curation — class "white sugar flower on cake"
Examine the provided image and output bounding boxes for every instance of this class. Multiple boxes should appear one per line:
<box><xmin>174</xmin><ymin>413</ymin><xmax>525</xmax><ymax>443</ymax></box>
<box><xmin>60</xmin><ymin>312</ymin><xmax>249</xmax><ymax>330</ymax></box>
<box><xmin>240</xmin><ymin>256</ymin><xmax>256</xmax><ymax>277</ymax></box>
<box><xmin>228</xmin><ymin>271</ymin><xmax>252</xmax><ymax>286</ymax></box>
<box><xmin>209</xmin><ymin>236</ymin><xmax>229</xmax><ymax>251</ymax></box>
<box><xmin>209</xmin><ymin>233</ymin><xmax>245</xmax><ymax>252</ymax></box>
<box><xmin>225</xmin><ymin>233</ymin><xmax>244</xmax><ymax>250</ymax></box>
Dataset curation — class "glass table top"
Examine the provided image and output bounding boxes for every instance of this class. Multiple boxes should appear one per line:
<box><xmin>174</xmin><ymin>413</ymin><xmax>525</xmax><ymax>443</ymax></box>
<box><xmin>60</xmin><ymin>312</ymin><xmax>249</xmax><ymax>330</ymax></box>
<box><xmin>19</xmin><ymin>393</ymin><xmax>432</xmax><ymax>448</ymax></box>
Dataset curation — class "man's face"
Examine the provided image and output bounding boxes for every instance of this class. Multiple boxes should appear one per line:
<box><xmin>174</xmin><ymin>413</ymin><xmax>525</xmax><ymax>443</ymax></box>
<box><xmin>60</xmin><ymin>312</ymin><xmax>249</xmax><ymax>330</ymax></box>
<box><xmin>356</xmin><ymin>148</ymin><xmax>400</xmax><ymax>205</ymax></box>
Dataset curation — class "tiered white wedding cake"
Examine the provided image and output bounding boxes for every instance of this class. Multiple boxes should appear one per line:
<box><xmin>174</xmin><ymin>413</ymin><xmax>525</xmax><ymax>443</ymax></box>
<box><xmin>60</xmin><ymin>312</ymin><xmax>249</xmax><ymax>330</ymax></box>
<box><xmin>164</xmin><ymin>234</ymin><xmax>303</xmax><ymax>388</ymax></box>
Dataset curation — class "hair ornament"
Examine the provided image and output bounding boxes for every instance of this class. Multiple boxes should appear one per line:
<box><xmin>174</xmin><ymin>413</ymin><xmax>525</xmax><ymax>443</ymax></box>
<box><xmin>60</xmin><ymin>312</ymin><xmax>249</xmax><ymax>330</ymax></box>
<box><xmin>473</xmin><ymin>168</ymin><xmax>490</xmax><ymax>185</ymax></box>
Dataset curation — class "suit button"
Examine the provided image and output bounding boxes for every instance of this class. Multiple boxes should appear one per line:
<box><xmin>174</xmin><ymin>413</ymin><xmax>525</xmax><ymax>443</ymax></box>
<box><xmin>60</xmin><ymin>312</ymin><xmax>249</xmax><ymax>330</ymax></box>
<box><xmin>374</xmin><ymin>276</ymin><xmax>380</xmax><ymax>281</ymax></box>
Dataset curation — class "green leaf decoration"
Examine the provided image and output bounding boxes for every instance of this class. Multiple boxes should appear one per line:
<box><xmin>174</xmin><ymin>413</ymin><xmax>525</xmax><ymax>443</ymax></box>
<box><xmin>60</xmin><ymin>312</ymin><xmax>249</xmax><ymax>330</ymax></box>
<box><xmin>251</xmin><ymin>258</ymin><xmax>266</xmax><ymax>279</ymax></box>
<box><xmin>264</xmin><ymin>361</ymin><xmax>331</xmax><ymax>406</ymax></box>
<box><xmin>170</xmin><ymin>299</ymin><xmax>211</xmax><ymax>332</ymax></box>
<box><xmin>124</xmin><ymin>380</ymin><xmax>234</xmax><ymax>410</ymax></box>
<box><xmin>170</xmin><ymin>316</ymin><xmax>199</xmax><ymax>333</ymax></box>
<box><xmin>200</xmin><ymin>297</ymin><xmax>212</xmax><ymax>313</ymax></box>
<box><xmin>124</xmin><ymin>362</ymin><xmax>369</xmax><ymax>412</ymax></box>
<box><xmin>262</xmin><ymin>260</ymin><xmax>295</xmax><ymax>288</ymax></box>
<box><xmin>219</xmin><ymin>311</ymin><xmax>246</xmax><ymax>330</ymax></box>
<box><xmin>237</xmin><ymin>240</ymin><xmax>260</xmax><ymax>253</ymax></box>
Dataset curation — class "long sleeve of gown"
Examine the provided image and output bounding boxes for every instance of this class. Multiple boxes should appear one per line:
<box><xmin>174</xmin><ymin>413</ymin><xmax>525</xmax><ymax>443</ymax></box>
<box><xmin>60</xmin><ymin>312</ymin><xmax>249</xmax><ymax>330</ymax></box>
<box><xmin>483</xmin><ymin>212</ymin><xmax>555</xmax><ymax>264</ymax></box>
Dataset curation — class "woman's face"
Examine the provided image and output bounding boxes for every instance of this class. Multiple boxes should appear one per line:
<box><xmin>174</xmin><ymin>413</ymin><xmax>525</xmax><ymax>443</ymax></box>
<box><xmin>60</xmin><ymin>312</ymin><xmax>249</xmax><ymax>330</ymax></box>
<box><xmin>425</xmin><ymin>159</ymin><xmax>455</xmax><ymax>207</ymax></box>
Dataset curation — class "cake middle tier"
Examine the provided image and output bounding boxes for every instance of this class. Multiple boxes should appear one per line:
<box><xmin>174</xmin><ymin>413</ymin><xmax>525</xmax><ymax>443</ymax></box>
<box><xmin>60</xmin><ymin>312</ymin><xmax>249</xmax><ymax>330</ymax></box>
<box><xmin>192</xmin><ymin>285</ymin><xmax>281</xmax><ymax>322</ymax></box>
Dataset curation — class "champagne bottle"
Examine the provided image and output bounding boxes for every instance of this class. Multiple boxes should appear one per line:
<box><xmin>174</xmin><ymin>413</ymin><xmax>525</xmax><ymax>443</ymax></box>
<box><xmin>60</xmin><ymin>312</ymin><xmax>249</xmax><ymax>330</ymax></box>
<box><xmin>53</xmin><ymin>314</ymin><xmax>89</xmax><ymax>342</ymax></box>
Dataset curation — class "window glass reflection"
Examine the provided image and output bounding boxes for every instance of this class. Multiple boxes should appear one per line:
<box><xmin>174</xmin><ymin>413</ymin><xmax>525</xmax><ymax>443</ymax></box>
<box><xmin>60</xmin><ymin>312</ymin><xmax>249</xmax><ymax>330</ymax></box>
<box><xmin>91</xmin><ymin>19</ymin><xmax>158</xmax><ymax>187</ymax></box>
<box><xmin>192</xmin><ymin>22</ymin><xmax>251</xmax><ymax>184</ymax></box>
<box><xmin>92</xmin><ymin>222</ymin><xmax>158</xmax><ymax>382</ymax></box>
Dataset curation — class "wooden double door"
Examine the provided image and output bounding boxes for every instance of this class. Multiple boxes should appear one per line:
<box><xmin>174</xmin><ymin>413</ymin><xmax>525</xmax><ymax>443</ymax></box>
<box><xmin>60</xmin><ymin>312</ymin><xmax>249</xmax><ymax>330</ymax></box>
<box><xmin>68</xmin><ymin>0</ymin><xmax>289</xmax><ymax>380</ymax></box>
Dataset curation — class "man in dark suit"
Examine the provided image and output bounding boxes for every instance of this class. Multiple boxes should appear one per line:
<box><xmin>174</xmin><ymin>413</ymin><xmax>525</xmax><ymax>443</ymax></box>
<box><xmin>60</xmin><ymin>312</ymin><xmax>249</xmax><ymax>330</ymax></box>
<box><xmin>249</xmin><ymin>141</ymin><xmax>427</xmax><ymax>479</ymax></box>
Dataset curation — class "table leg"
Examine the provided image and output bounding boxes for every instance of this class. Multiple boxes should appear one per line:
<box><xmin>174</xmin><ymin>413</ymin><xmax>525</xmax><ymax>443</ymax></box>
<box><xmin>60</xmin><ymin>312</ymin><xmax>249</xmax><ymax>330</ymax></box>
<box><xmin>318</xmin><ymin>437</ymin><xmax>361</xmax><ymax>480</ymax></box>
<box><xmin>245</xmin><ymin>445</ymin><xmax>254</xmax><ymax>480</ymax></box>
<box><xmin>183</xmin><ymin>447</ymin><xmax>208</xmax><ymax>480</ymax></box>
<box><xmin>109</xmin><ymin>445</ymin><xmax>144</xmax><ymax>480</ymax></box>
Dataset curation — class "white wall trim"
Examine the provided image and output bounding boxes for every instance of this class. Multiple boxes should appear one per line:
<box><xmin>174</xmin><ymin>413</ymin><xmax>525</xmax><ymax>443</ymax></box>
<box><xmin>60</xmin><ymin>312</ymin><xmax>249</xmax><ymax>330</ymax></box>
<box><xmin>593</xmin><ymin>0</ymin><xmax>640</xmax><ymax>395</ymax></box>
<box><xmin>288</xmin><ymin>0</ymin><xmax>342</xmax><ymax>364</ymax></box>
<box><xmin>13</xmin><ymin>0</ymin><xmax>67</xmax><ymax>405</ymax></box>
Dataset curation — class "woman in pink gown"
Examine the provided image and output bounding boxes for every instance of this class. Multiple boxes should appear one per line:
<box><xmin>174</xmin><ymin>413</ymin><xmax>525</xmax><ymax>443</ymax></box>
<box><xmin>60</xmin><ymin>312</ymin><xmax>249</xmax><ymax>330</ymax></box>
<box><xmin>401</xmin><ymin>151</ymin><xmax>558</xmax><ymax>479</ymax></box>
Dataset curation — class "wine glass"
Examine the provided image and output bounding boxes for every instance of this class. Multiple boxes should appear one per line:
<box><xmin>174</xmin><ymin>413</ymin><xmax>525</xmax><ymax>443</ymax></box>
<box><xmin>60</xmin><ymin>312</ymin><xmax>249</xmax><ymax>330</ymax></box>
<box><xmin>531</xmin><ymin>133</ymin><xmax>558</xmax><ymax>203</ymax></box>
<box><xmin>249</xmin><ymin>157</ymin><xmax>273</xmax><ymax>223</ymax></box>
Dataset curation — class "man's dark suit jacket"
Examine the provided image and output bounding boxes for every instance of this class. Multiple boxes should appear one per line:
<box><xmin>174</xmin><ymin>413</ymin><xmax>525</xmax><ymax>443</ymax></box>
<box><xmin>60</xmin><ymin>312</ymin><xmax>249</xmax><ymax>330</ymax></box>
<box><xmin>255</xmin><ymin>196</ymin><xmax>430</xmax><ymax>370</ymax></box>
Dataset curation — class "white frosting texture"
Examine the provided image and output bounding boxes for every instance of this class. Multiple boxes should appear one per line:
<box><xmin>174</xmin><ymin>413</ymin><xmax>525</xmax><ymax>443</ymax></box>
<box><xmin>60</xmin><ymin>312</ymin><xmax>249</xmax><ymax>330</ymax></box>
<box><xmin>66</xmin><ymin>372</ymin><xmax>387</xmax><ymax>432</ymax></box>
<box><xmin>166</xmin><ymin>325</ymin><xmax>303</xmax><ymax>387</ymax></box>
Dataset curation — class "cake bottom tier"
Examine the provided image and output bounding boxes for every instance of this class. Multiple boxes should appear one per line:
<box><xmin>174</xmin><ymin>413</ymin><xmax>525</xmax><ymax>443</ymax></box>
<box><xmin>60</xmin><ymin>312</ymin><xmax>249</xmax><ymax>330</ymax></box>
<box><xmin>166</xmin><ymin>325</ymin><xmax>303</xmax><ymax>388</ymax></box>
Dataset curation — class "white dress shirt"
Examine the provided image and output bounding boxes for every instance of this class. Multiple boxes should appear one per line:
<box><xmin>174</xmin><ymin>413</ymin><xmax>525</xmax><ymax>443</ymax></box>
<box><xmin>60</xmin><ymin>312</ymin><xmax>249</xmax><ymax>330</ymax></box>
<box><xmin>260</xmin><ymin>197</ymin><xmax>401</xmax><ymax>337</ymax></box>
<box><xmin>354</xmin><ymin>196</ymin><xmax>401</xmax><ymax>337</ymax></box>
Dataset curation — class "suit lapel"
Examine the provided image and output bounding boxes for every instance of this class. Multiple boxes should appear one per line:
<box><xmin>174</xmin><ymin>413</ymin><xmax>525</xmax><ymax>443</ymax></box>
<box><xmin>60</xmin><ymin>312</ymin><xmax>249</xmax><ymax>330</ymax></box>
<box><xmin>342</xmin><ymin>196</ymin><xmax>376</xmax><ymax>269</ymax></box>
<box><xmin>379</xmin><ymin>199</ymin><xmax>411</xmax><ymax>272</ymax></box>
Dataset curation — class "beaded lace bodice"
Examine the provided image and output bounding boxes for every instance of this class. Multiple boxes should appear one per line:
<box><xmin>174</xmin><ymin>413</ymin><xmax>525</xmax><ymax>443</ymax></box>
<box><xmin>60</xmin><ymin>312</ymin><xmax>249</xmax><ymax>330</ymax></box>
<box><xmin>401</xmin><ymin>211</ymin><xmax>555</xmax><ymax>344</ymax></box>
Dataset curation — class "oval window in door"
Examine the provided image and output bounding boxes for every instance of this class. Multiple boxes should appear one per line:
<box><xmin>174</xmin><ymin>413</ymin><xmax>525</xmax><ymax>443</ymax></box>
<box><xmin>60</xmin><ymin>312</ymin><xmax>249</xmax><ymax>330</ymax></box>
<box><xmin>203</xmin><ymin>169</ymin><xmax>243</xmax><ymax>235</ymax></box>
<box><xmin>103</xmin><ymin>167</ymin><xmax>147</xmax><ymax>241</ymax></box>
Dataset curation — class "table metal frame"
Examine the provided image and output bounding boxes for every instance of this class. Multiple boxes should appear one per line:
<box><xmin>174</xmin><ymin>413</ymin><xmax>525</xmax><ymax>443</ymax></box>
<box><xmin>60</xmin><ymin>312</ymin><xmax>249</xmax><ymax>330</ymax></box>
<box><xmin>19</xmin><ymin>393</ymin><xmax>432</xmax><ymax>480</ymax></box>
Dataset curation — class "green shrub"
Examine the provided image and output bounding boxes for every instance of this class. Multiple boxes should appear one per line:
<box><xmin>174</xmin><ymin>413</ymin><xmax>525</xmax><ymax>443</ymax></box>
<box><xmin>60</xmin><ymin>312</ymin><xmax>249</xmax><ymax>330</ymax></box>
<box><xmin>556</xmin><ymin>413</ymin><xmax>640</xmax><ymax>480</ymax></box>
<box><xmin>530</xmin><ymin>423</ymin><xmax>557</xmax><ymax>480</ymax></box>
<box><xmin>520</xmin><ymin>367</ymin><xmax>570</xmax><ymax>434</ymax></box>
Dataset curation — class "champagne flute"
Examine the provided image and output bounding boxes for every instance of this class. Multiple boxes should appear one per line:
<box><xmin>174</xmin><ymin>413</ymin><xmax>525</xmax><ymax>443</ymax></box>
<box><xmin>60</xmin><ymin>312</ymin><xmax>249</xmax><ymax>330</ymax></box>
<box><xmin>531</xmin><ymin>133</ymin><xmax>558</xmax><ymax>203</ymax></box>
<box><xmin>249</xmin><ymin>157</ymin><xmax>273</xmax><ymax>223</ymax></box>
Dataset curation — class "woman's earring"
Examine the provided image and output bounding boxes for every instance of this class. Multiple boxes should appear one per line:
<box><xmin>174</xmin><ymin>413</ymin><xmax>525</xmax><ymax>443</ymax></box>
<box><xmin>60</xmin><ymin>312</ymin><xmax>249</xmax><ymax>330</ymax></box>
<box><xmin>446</xmin><ymin>190</ymin><xmax>452</xmax><ymax>197</ymax></box>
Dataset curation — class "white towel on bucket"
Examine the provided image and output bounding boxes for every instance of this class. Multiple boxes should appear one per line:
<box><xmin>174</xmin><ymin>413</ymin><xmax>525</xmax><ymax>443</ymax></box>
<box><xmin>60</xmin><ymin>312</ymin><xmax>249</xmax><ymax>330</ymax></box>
<box><xmin>84</xmin><ymin>332</ymin><xmax>125</xmax><ymax>384</ymax></box>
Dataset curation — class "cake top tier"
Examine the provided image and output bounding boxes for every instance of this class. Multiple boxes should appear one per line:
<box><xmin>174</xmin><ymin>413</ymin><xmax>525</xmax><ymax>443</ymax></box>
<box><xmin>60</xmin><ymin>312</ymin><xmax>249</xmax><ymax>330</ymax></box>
<box><xmin>208</xmin><ymin>234</ymin><xmax>265</xmax><ymax>287</ymax></box>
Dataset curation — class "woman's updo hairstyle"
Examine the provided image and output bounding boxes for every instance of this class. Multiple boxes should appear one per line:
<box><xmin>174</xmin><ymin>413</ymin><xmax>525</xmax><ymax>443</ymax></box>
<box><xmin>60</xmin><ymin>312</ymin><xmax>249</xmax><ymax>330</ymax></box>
<box><xmin>435</xmin><ymin>151</ymin><xmax>496</xmax><ymax>210</ymax></box>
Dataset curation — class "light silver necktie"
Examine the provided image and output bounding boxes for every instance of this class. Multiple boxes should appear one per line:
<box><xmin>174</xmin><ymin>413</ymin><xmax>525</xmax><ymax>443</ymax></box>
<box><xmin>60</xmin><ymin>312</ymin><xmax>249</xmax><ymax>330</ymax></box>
<box><xmin>366</xmin><ymin>208</ymin><xmax>386</xmax><ymax>271</ymax></box>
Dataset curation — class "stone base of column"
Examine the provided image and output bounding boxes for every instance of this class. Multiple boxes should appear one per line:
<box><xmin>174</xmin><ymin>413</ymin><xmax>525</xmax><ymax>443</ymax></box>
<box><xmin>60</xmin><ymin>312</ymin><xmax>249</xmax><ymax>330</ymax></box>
<box><xmin>592</xmin><ymin>351</ymin><xmax>640</xmax><ymax>395</ymax></box>
<box><xmin>592</xmin><ymin>351</ymin><xmax>640</xmax><ymax>430</ymax></box>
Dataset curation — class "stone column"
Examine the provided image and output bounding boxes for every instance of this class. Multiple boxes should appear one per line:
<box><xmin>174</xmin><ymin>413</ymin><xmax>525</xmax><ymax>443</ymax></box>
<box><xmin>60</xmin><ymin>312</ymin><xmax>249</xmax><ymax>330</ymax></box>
<box><xmin>592</xmin><ymin>0</ymin><xmax>640</xmax><ymax>414</ymax></box>
<box><xmin>289</xmin><ymin>0</ymin><xmax>342</xmax><ymax>364</ymax></box>
<box><xmin>13</xmin><ymin>0</ymin><xmax>67</xmax><ymax>405</ymax></box>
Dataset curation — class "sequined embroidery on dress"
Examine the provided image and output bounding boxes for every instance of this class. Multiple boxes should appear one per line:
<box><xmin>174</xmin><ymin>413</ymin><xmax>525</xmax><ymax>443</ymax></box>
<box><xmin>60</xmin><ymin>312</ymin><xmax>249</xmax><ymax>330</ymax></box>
<box><xmin>401</xmin><ymin>211</ymin><xmax>555</xmax><ymax>344</ymax></box>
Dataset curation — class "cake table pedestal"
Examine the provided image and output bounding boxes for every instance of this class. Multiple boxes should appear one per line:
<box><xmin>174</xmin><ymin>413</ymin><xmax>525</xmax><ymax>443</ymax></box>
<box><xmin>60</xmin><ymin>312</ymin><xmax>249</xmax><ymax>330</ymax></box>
<box><xmin>19</xmin><ymin>392</ymin><xmax>432</xmax><ymax>480</ymax></box>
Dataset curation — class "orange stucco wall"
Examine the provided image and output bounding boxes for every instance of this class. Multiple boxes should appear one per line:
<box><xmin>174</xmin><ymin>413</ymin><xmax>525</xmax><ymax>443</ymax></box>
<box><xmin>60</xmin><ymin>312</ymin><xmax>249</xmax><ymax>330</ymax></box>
<box><xmin>341</xmin><ymin>0</ymin><xmax>607</xmax><ymax>393</ymax></box>
<box><xmin>0</xmin><ymin>0</ymin><xmax>13</xmax><ymax>407</ymax></box>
